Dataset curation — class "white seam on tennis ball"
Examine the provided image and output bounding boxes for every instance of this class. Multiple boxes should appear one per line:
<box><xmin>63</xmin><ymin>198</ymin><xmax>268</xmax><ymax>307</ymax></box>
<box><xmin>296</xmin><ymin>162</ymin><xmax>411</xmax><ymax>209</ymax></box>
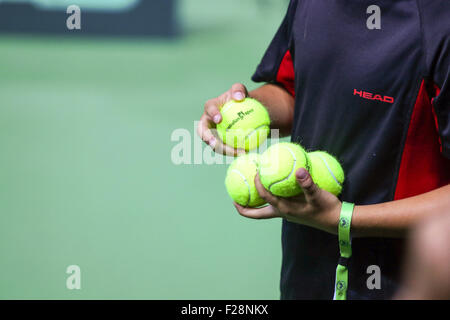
<box><xmin>246</xmin><ymin>124</ymin><xmax>269</xmax><ymax>140</ymax></box>
<box><xmin>268</xmin><ymin>145</ymin><xmax>297</xmax><ymax>191</ymax></box>
<box><xmin>317</xmin><ymin>153</ymin><xmax>342</xmax><ymax>187</ymax></box>
<box><xmin>231</xmin><ymin>169</ymin><xmax>251</xmax><ymax>206</ymax></box>
<box><xmin>221</xmin><ymin>101</ymin><xmax>236</xmax><ymax>114</ymax></box>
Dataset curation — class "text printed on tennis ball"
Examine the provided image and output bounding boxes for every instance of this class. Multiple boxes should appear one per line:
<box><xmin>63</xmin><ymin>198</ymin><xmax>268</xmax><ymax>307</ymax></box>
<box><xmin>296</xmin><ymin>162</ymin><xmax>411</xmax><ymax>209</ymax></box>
<box><xmin>226</xmin><ymin>108</ymin><xmax>255</xmax><ymax>130</ymax></box>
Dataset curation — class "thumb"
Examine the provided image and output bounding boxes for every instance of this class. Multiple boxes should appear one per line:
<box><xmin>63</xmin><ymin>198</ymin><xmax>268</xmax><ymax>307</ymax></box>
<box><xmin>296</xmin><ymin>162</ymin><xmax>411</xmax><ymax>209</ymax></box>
<box><xmin>295</xmin><ymin>168</ymin><xmax>321</xmax><ymax>202</ymax></box>
<box><xmin>230</xmin><ymin>83</ymin><xmax>248</xmax><ymax>101</ymax></box>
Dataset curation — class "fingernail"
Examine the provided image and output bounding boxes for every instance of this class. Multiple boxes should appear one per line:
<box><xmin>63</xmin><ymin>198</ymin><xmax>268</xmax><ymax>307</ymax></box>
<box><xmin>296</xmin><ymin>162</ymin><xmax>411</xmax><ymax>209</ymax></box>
<box><xmin>297</xmin><ymin>169</ymin><xmax>308</xmax><ymax>180</ymax></box>
<box><xmin>209</xmin><ymin>137</ymin><xmax>216</xmax><ymax>148</ymax></box>
<box><xmin>213</xmin><ymin>114</ymin><xmax>221</xmax><ymax>123</ymax></box>
<box><xmin>233</xmin><ymin>92</ymin><xmax>244</xmax><ymax>100</ymax></box>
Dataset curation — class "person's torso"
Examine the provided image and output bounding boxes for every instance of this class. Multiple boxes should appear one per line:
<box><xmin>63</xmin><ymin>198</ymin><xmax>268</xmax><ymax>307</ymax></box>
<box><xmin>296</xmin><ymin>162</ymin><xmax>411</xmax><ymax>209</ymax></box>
<box><xmin>282</xmin><ymin>0</ymin><xmax>450</xmax><ymax>300</ymax></box>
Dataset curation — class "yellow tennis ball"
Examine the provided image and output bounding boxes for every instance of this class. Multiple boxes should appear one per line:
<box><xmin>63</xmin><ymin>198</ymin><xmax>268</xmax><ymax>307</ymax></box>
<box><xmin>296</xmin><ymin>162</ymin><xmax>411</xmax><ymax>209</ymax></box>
<box><xmin>308</xmin><ymin>151</ymin><xmax>344</xmax><ymax>196</ymax></box>
<box><xmin>217</xmin><ymin>98</ymin><xmax>270</xmax><ymax>151</ymax></box>
<box><xmin>259</xmin><ymin>142</ymin><xmax>310</xmax><ymax>197</ymax></box>
<box><xmin>225</xmin><ymin>153</ymin><xmax>266</xmax><ymax>207</ymax></box>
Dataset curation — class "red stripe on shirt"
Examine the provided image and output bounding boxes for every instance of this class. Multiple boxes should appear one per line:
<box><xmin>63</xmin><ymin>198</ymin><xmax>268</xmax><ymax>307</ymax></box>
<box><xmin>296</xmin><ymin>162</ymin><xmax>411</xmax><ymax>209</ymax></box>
<box><xmin>394</xmin><ymin>80</ymin><xmax>450</xmax><ymax>200</ymax></box>
<box><xmin>276</xmin><ymin>50</ymin><xmax>295</xmax><ymax>97</ymax></box>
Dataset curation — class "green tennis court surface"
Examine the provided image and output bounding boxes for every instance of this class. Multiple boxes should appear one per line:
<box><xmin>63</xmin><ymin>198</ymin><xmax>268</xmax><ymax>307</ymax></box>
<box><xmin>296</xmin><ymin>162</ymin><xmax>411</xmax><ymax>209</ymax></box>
<box><xmin>0</xmin><ymin>1</ymin><xmax>287</xmax><ymax>299</ymax></box>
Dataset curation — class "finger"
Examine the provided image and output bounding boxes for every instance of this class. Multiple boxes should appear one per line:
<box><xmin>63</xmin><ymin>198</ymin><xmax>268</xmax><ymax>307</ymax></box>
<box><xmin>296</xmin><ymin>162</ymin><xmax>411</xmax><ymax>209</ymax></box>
<box><xmin>295</xmin><ymin>168</ymin><xmax>321</xmax><ymax>203</ymax></box>
<box><xmin>230</xmin><ymin>83</ymin><xmax>248</xmax><ymax>101</ymax></box>
<box><xmin>234</xmin><ymin>203</ymin><xmax>281</xmax><ymax>220</ymax></box>
<box><xmin>197</xmin><ymin>114</ymin><xmax>217</xmax><ymax>147</ymax></box>
<box><xmin>197</xmin><ymin>120</ymin><xmax>245</xmax><ymax>156</ymax></box>
<box><xmin>204</xmin><ymin>99</ymin><xmax>222</xmax><ymax>124</ymax></box>
<box><xmin>213</xmin><ymin>140</ymin><xmax>246</xmax><ymax>157</ymax></box>
<box><xmin>254</xmin><ymin>172</ymin><xmax>280</xmax><ymax>206</ymax></box>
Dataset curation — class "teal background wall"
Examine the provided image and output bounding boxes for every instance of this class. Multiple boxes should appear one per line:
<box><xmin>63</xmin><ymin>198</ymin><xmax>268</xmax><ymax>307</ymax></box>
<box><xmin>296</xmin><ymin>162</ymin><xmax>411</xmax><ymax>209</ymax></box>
<box><xmin>0</xmin><ymin>0</ymin><xmax>288</xmax><ymax>299</ymax></box>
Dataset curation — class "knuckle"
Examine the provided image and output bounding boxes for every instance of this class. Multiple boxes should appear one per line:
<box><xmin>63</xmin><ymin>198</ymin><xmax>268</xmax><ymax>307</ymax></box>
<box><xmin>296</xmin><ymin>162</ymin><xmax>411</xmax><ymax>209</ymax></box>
<box><xmin>197</xmin><ymin>117</ymin><xmax>206</xmax><ymax>127</ymax></box>
<box><xmin>302</xmin><ymin>176</ymin><xmax>313</xmax><ymax>187</ymax></box>
<box><xmin>303</xmin><ymin>181</ymin><xmax>316</xmax><ymax>193</ymax></box>
<box><xmin>197</xmin><ymin>123</ymin><xmax>209</xmax><ymax>139</ymax></box>
<box><xmin>220</xmin><ymin>91</ymin><xmax>231</xmax><ymax>101</ymax></box>
<box><xmin>204</xmin><ymin>100</ymin><xmax>217</xmax><ymax>112</ymax></box>
<box><xmin>231</xmin><ymin>83</ymin><xmax>245</xmax><ymax>91</ymax></box>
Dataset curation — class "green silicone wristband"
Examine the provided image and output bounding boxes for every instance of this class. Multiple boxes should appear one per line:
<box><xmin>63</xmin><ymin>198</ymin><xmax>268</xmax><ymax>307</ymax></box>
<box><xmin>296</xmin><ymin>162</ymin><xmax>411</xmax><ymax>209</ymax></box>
<box><xmin>334</xmin><ymin>201</ymin><xmax>355</xmax><ymax>300</ymax></box>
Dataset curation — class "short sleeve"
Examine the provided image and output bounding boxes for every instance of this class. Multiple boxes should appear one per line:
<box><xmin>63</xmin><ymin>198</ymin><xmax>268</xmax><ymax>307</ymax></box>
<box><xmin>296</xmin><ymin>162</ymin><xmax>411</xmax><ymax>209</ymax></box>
<box><xmin>420</xmin><ymin>0</ymin><xmax>450</xmax><ymax>158</ymax></box>
<box><xmin>251</xmin><ymin>0</ymin><xmax>297</xmax><ymax>97</ymax></box>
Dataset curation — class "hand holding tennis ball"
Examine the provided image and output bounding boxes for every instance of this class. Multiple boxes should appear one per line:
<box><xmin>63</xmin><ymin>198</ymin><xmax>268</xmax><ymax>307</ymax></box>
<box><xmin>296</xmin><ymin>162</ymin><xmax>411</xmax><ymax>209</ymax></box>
<box><xmin>217</xmin><ymin>98</ymin><xmax>270</xmax><ymax>151</ymax></box>
<box><xmin>258</xmin><ymin>143</ymin><xmax>344</xmax><ymax>197</ymax></box>
<box><xmin>198</xmin><ymin>83</ymin><xmax>251</xmax><ymax>156</ymax></box>
<box><xmin>231</xmin><ymin>144</ymin><xmax>344</xmax><ymax>235</ymax></box>
<box><xmin>258</xmin><ymin>142</ymin><xmax>311</xmax><ymax>197</ymax></box>
<box><xmin>225</xmin><ymin>153</ymin><xmax>266</xmax><ymax>207</ymax></box>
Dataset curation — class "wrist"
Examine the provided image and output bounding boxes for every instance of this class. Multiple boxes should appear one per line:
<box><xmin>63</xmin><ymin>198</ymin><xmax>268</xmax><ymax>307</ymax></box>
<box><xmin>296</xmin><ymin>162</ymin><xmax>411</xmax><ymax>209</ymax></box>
<box><xmin>306</xmin><ymin>201</ymin><xmax>342</xmax><ymax>235</ymax></box>
<box><xmin>327</xmin><ymin>201</ymin><xmax>343</xmax><ymax>235</ymax></box>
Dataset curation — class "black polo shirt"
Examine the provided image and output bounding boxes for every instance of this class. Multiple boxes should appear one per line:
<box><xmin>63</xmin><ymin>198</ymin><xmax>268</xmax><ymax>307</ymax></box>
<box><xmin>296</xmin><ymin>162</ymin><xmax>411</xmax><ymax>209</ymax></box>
<box><xmin>252</xmin><ymin>0</ymin><xmax>450</xmax><ymax>299</ymax></box>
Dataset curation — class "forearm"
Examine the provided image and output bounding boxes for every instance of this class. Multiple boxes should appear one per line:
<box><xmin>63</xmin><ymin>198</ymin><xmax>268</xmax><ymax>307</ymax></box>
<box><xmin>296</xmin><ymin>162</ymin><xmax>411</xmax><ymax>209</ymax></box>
<box><xmin>249</xmin><ymin>84</ymin><xmax>294</xmax><ymax>137</ymax></box>
<box><xmin>351</xmin><ymin>184</ymin><xmax>450</xmax><ymax>238</ymax></box>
